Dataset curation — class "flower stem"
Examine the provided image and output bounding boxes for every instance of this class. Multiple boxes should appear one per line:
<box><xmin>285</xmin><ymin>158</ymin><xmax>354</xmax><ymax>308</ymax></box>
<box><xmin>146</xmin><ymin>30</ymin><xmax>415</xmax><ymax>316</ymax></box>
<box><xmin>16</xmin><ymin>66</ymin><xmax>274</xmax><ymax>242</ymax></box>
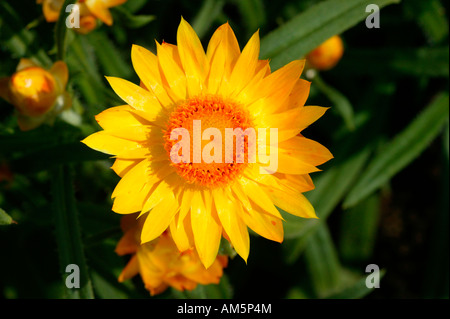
<box><xmin>51</xmin><ymin>164</ymin><xmax>94</xmax><ymax>299</ymax></box>
<box><xmin>55</xmin><ymin>0</ymin><xmax>77</xmax><ymax>60</ymax></box>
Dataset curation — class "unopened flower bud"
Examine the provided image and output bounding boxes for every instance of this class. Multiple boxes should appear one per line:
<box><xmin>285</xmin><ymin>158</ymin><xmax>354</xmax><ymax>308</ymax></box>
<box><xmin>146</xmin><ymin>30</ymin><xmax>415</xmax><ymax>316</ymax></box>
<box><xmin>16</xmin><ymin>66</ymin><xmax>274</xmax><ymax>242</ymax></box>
<box><xmin>306</xmin><ymin>35</ymin><xmax>344</xmax><ymax>71</ymax></box>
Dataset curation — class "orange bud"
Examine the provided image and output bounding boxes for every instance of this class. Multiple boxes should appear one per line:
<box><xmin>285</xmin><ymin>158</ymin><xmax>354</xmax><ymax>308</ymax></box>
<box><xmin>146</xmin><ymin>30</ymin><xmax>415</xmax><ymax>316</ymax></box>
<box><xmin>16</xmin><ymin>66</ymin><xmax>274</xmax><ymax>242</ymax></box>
<box><xmin>0</xmin><ymin>59</ymin><xmax>70</xmax><ymax>131</ymax></box>
<box><xmin>306</xmin><ymin>35</ymin><xmax>344</xmax><ymax>71</ymax></box>
<box><xmin>77</xmin><ymin>15</ymin><xmax>98</xmax><ymax>34</ymax></box>
<box><xmin>9</xmin><ymin>67</ymin><xmax>58</xmax><ymax>117</ymax></box>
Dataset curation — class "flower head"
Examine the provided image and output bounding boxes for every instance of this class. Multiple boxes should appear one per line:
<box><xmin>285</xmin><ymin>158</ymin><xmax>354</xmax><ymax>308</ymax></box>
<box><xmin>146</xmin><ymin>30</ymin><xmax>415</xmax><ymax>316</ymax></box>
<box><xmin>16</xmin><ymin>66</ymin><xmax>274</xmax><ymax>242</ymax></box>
<box><xmin>37</xmin><ymin>0</ymin><xmax>127</xmax><ymax>33</ymax></box>
<box><xmin>82</xmin><ymin>18</ymin><xmax>333</xmax><ymax>268</ymax></box>
<box><xmin>0</xmin><ymin>59</ymin><xmax>70</xmax><ymax>131</ymax></box>
<box><xmin>116</xmin><ymin>214</ymin><xmax>228</xmax><ymax>296</ymax></box>
<box><xmin>306</xmin><ymin>35</ymin><xmax>344</xmax><ymax>71</ymax></box>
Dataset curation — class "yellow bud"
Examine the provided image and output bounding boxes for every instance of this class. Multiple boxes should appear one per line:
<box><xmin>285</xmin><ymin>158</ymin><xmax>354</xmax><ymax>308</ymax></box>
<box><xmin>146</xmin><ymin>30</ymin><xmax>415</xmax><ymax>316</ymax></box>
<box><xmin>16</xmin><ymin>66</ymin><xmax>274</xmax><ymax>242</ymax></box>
<box><xmin>9</xmin><ymin>67</ymin><xmax>58</xmax><ymax>117</ymax></box>
<box><xmin>306</xmin><ymin>35</ymin><xmax>344</xmax><ymax>71</ymax></box>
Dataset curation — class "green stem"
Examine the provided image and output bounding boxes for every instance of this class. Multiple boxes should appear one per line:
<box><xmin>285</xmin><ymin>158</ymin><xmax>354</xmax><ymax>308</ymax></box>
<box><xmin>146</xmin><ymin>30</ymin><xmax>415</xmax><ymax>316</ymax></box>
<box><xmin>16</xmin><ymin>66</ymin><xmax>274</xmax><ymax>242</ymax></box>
<box><xmin>313</xmin><ymin>73</ymin><xmax>356</xmax><ymax>131</ymax></box>
<box><xmin>51</xmin><ymin>165</ymin><xmax>94</xmax><ymax>299</ymax></box>
<box><xmin>55</xmin><ymin>0</ymin><xmax>77</xmax><ymax>60</ymax></box>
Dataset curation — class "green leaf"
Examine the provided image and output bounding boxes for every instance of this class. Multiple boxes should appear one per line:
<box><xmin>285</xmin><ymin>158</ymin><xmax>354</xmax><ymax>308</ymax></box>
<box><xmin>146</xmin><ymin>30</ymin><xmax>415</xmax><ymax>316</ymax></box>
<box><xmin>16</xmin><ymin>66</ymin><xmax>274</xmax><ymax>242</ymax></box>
<box><xmin>304</xmin><ymin>224</ymin><xmax>342</xmax><ymax>297</ymax></box>
<box><xmin>344</xmin><ymin>91</ymin><xmax>450</xmax><ymax>208</ymax></box>
<box><xmin>113</xmin><ymin>7</ymin><xmax>156</xmax><ymax>29</ymax></box>
<box><xmin>0</xmin><ymin>208</ymin><xmax>16</xmax><ymax>225</ymax></box>
<box><xmin>0</xmin><ymin>1</ymin><xmax>52</xmax><ymax>66</ymax></box>
<box><xmin>260</xmin><ymin>0</ymin><xmax>401</xmax><ymax>70</ymax></box>
<box><xmin>86</xmin><ymin>32</ymin><xmax>133</xmax><ymax>78</ymax></box>
<box><xmin>51</xmin><ymin>165</ymin><xmax>94</xmax><ymax>299</ymax></box>
<box><xmin>283</xmin><ymin>144</ymin><xmax>372</xmax><ymax>263</ymax></box>
<box><xmin>192</xmin><ymin>0</ymin><xmax>226</xmax><ymax>39</ymax></box>
<box><xmin>326</xmin><ymin>269</ymin><xmax>386</xmax><ymax>299</ymax></box>
<box><xmin>339</xmin><ymin>193</ymin><xmax>380</xmax><ymax>263</ymax></box>
<box><xmin>404</xmin><ymin>0</ymin><xmax>449</xmax><ymax>44</ymax></box>
<box><xmin>232</xmin><ymin>0</ymin><xmax>266</xmax><ymax>37</ymax></box>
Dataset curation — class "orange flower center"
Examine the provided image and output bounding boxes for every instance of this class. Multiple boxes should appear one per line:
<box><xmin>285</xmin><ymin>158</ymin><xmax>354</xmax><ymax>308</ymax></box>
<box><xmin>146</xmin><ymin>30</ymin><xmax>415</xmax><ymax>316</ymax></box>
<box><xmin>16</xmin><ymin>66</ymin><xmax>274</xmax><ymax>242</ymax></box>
<box><xmin>164</xmin><ymin>95</ymin><xmax>254</xmax><ymax>188</ymax></box>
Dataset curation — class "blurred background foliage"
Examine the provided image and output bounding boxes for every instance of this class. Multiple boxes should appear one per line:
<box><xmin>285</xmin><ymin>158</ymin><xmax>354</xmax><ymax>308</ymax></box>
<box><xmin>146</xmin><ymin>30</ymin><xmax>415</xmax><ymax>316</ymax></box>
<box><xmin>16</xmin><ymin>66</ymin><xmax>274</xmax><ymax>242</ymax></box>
<box><xmin>0</xmin><ymin>0</ymin><xmax>448</xmax><ymax>299</ymax></box>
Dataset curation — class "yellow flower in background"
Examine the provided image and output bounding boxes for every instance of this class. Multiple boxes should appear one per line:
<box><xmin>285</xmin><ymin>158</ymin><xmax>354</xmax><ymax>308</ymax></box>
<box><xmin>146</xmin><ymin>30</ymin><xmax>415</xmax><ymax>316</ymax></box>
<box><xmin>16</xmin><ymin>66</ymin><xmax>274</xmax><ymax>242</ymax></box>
<box><xmin>306</xmin><ymin>35</ymin><xmax>344</xmax><ymax>71</ymax></box>
<box><xmin>0</xmin><ymin>59</ymin><xmax>70</xmax><ymax>131</ymax></box>
<box><xmin>37</xmin><ymin>0</ymin><xmax>127</xmax><ymax>33</ymax></box>
<box><xmin>116</xmin><ymin>214</ymin><xmax>228</xmax><ymax>296</ymax></box>
<box><xmin>82</xmin><ymin>18</ymin><xmax>333</xmax><ymax>268</ymax></box>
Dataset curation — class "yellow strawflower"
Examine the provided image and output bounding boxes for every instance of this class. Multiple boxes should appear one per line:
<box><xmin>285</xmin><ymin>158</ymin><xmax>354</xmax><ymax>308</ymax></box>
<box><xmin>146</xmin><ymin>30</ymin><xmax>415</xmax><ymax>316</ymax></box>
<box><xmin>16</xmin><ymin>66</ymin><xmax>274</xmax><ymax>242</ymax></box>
<box><xmin>116</xmin><ymin>214</ymin><xmax>228</xmax><ymax>296</ymax></box>
<box><xmin>82</xmin><ymin>18</ymin><xmax>333</xmax><ymax>268</ymax></box>
<box><xmin>0</xmin><ymin>59</ymin><xmax>70</xmax><ymax>131</ymax></box>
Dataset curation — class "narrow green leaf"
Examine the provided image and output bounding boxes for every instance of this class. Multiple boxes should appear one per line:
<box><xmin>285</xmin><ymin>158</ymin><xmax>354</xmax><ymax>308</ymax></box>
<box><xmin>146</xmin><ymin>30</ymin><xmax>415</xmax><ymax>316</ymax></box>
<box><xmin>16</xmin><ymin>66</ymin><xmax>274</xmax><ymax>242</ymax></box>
<box><xmin>260</xmin><ymin>0</ymin><xmax>400</xmax><ymax>70</ymax></box>
<box><xmin>192</xmin><ymin>0</ymin><xmax>226</xmax><ymax>39</ymax></box>
<box><xmin>344</xmin><ymin>92</ymin><xmax>450</xmax><ymax>208</ymax></box>
<box><xmin>404</xmin><ymin>0</ymin><xmax>449</xmax><ymax>44</ymax></box>
<box><xmin>313</xmin><ymin>74</ymin><xmax>355</xmax><ymax>131</ymax></box>
<box><xmin>113</xmin><ymin>6</ymin><xmax>155</xmax><ymax>29</ymax></box>
<box><xmin>339</xmin><ymin>193</ymin><xmax>380</xmax><ymax>263</ymax></box>
<box><xmin>283</xmin><ymin>144</ymin><xmax>372</xmax><ymax>263</ymax></box>
<box><xmin>304</xmin><ymin>224</ymin><xmax>342</xmax><ymax>297</ymax></box>
<box><xmin>326</xmin><ymin>269</ymin><xmax>386</xmax><ymax>299</ymax></box>
<box><xmin>233</xmin><ymin>0</ymin><xmax>266</xmax><ymax>37</ymax></box>
<box><xmin>86</xmin><ymin>32</ymin><xmax>133</xmax><ymax>78</ymax></box>
<box><xmin>51</xmin><ymin>165</ymin><xmax>94</xmax><ymax>299</ymax></box>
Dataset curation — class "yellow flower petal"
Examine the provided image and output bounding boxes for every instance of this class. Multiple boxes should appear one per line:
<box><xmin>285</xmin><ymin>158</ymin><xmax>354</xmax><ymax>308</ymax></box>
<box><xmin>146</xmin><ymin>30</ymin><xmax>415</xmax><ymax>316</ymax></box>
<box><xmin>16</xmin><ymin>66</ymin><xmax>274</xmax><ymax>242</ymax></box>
<box><xmin>111</xmin><ymin>158</ymin><xmax>140</xmax><ymax>177</ymax></box>
<box><xmin>226</xmin><ymin>30</ymin><xmax>260</xmax><ymax>96</ymax></box>
<box><xmin>81</xmin><ymin>131</ymin><xmax>145</xmax><ymax>156</ymax></box>
<box><xmin>131</xmin><ymin>45</ymin><xmax>174</xmax><ymax>107</ymax></box>
<box><xmin>85</xmin><ymin>0</ymin><xmax>113</xmax><ymax>25</ymax></box>
<box><xmin>267</xmin><ymin>187</ymin><xmax>317</xmax><ymax>219</ymax></box>
<box><xmin>237</xmin><ymin>205</ymin><xmax>284</xmax><ymax>243</ymax></box>
<box><xmin>156</xmin><ymin>41</ymin><xmax>187</xmax><ymax>101</ymax></box>
<box><xmin>276</xmin><ymin>150</ymin><xmax>321</xmax><ymax>175</ymax></box>
<box><xmin>241</xmin><ymin>60</ymin><xmax>305</xmax><ymax>114</ymax></box>
<box><xmin>169</xmin><ymin>211</ymin><xmax>194</xmax><ymax>252</ymax></box>
<box><xmin>118</xmin><ymin>254</ymin><xmax>139</xmax><ymax>282</ymax></box>
<box><xmin>94</xmin><ymin>105</ymin><xmax>148</xmax><ymax>130</ymax></box>
<box><xmin>190</xmin><ymin>190</ymin><xmax>222</xmax><ymax>268</ymax></box>
<box><xmin>238</xmin><ymin>176</ymin><xmax>282</xmax><ymax>219</ymax></box>
<box><xmin>139</xmin><ymin>173</ymin><xmax>180</xmax><ymax>216</ymax></box>
<box><xmin>278</xmin><ymin>136</ymin><xmax>334</xmax><ymax>167</ymax></box>
<box><xmin>177</xmin><ymin>18</ymin><xmax>208</xmax><ymax>97</ymax></box>
<box><xmin>279</xmin><ymin>78</ymin><xmax>311</xmax><ymax>111</ymax></box>
<box><xmin>206</xmin><ymin>22</ymin><xmax>240</xmax><ymax>73</ymax></box>
<box><xmin>140</xmin><ymin>194</ymin><xmax>179</xmax><ymax>244</ymax></box>
<box><xmin>105</xmin><ymin>76</ymin><xmax>166</xmax><ymax>123</ymax></box>
<box><xmin>213</xmin><ymin>188</ymin><xmax>250</xmax><ymax>262</ymax></box>
<box><xmin>49</xmin><ymin>61</ymin><xmax>68</xmax><ymax>92</ymax></box>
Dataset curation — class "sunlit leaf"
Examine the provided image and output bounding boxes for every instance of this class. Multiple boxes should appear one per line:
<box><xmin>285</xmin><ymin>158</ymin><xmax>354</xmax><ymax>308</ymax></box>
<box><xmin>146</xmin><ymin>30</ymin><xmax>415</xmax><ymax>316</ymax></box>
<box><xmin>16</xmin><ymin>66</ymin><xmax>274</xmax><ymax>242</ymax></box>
<box><xmin>260</xmin><ymin>0</ymin><xmax>401</xmax><ymax>70</ymax></box>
